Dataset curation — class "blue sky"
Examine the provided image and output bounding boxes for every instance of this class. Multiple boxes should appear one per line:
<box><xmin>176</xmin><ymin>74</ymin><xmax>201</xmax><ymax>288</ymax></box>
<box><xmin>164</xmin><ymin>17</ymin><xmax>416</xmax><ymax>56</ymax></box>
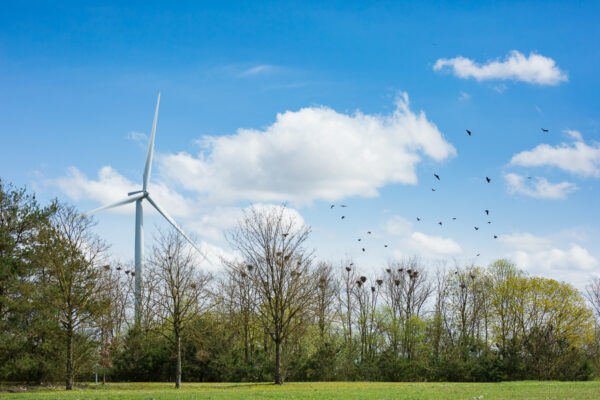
<box><xmin>1</xmin><ymin>1</ymin><xmax>599</xmax><ymax>287</ymax></box>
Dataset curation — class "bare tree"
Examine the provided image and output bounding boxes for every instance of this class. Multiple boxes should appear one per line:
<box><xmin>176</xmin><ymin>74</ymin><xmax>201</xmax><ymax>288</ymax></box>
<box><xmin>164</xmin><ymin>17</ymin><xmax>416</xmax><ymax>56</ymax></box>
<box><xmin>150</xmin><ymin>230</ymin><xmax>211</xmax><ymax>389</ymax></box>
<box><xmin>381</xmin><ymin>263</ymin><xmax>406</xmax><ymax>356</ymax></box>
<box><xmin>227</xmin><ymin>205</ymin><xmax>316</xmax><ymax>384</ymax></box>
<box><xmin>338</xmin><ymin>260</ymin><xmax>357</xmax><ymax>343</ymax></box>
<box><xmin>314</xmin><ymin>262</ymin><xmax>338</xmax><ymax>344</ymax></box>
<box><xmin>218</xmin><ymin>261</ymin><xmax>259</xmax><ymax>364</ymax></box>
<box><xmin>586</xmin><ymin>278</ymin><xmax>600</xmax><ymax>324</ymax></box>
<box><xmin>96</xmin><ymin>261</ymin><xmax>130</xmax><ymax>384</ymax></box>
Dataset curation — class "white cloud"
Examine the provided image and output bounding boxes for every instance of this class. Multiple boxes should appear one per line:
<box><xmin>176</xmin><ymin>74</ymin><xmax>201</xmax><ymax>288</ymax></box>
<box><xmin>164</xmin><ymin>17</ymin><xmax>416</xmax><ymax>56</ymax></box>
<box><xmin>434</xmin><ymin>50</ymin><xmax>567</xmax><ymax>85</ymax></box>
<box><xmin>499</xmin><ymin>232</ymin><xmax>552</xmax><ymax>252</ymax></box>
<box><xmin>408</xmin><ymin>232</ymin><xmax>463</xmax><ymax>258</ymax></box>
<box><xmin>159</xmin><ymin>93</ymin><xmax>456</xmax><ymax>205</ymax></box>
<box><xmin>505</xmin><ymin>173</ymin><xmax>577</xmax><ymax>199</ymax></box>
<box><xmin>564</xmin><ymin>129</ymin><xmax>583</xmax><ymax>141</ymax></box>
<box><xmin>510</xmin><ymin>141</ymin><xmax>600</xmax><ymax>177</ymax></box>
<box><xmin>193</xmin><ymin>240</ymin><xmax>240</xmax><ymax>273</ymax></box>
<box><xmin>384</xmin><ymin>215</ymin><xmax>414</xmax><ymax>236</ymax></box>
<box><xmin>511</xmin><ymin>245</ymin><xmax>598</xmax><ymax>274</ymax></box>
<box><xmin>458</xmin><ymin>91</ymin><xmax>471</xmax><ymax>101</ymax></box>
<box><xmin>239</xmin><ymin>64</ymin><xmax>278</xmax><ymax>77</ymax></box>
<box><xmin>126</xmin><ymin>131</ymin><xmax>148</xmax><ymax>143</ymax></box>
<box><xmin>53</xmin><ymin>166</ymin><xmax>196</xmax><ymax>218</ymax></box>
<box><xmin>493</xmin><ymin>83</ymin><xmax>507</xmax><ymax>93</ymax></box>
<box><xmin>500</xmin><ymin>232</ymin><xmax>599</xmax><ymax>285</ymax></box>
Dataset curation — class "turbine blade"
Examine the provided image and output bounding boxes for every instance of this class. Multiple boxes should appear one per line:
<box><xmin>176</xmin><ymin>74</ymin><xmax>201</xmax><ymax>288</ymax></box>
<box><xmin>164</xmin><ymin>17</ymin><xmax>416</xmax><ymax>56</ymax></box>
<box><xmin>146</xmin><ymin>195</ymin><xmax>208</xmax><ymax>263</ymax></box>
<box><xmin>81</xmin><ymin>192</ymin><xmax>144</xmax><ymax>217</ymax></box>
<box><xmin>143</xmin><ymin>93</ymin><xmax>161</xmax><ymax>190</ymax></box>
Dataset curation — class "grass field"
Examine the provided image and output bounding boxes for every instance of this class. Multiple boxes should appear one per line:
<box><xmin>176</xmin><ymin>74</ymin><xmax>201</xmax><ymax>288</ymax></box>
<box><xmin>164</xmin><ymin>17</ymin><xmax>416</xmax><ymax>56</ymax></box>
<box><xmin>1</xmin><ymin>381</ymin><xmax>599</xmax><ymax>400</ymax></box>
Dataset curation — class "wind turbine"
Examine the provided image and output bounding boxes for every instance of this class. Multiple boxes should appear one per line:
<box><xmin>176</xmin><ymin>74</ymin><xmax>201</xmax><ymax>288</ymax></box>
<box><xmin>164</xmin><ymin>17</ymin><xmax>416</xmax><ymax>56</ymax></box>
<box><xmin>82</xmin><ymin>93</ymin><xmax>205</xmax><ymax>321</ymax></box>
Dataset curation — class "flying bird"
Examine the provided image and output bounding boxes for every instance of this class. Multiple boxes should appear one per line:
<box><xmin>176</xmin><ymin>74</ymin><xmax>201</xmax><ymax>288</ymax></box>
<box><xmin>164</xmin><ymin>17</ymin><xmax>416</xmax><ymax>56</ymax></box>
<box><xmin>362</xmin><ymin>248</ymin><xmax>366</xmax><ymax>252</ymax></box>
<box><xmin>432</xmin><ymin>188</ymin><xmax>436</xmax><ymax>192</ymax></box>
<box><xmin>434</xmin><ymin>173</ymin><xmax>440</xmax><ymax>180</ymax></box>
<box><xmin>486</xmin><ymin>176</ymin><xmax>491</xmax><ymax>183</ymax></box>
<box><xmin>541</xmin><ymin>128</ymin><xmax>549</xmax><ymax>133</ymax></box>
<box><xmin>452</xmin><ymin>217</ymin><xmax>457</xmax><ymax>220</ymax></box>
<box><xmin>488</xmin><ymin>221</ymin><xmax>491</xmax><ymax>224</ymax></box>
<box><xmin>466</xmin><ymin>129</ymin><xmax>471</xmax><ymax>136</ymax></box>
<box><xmin>341</xmin><ymin>216</ymin><xmax>345</xmax><ymax>220</ymax></box>
<box><xmin>416</xmin><ymin>217</ymin><xmax>421</xmax><ymax>221</ymax></box>
<box><xmin>527</xmin><ymin>176</ymin><xmax>532</xmax><ymax>179</ymax></box>
<box><xmin>485</xmin><ymin>210</ymin><xmax>489</xmax><ymax>215</ymax></box>
<box><xmin>476</xmin><ymin>254</ymin><xmax>480</xmax><ymax>257</ymax></box>
<box><xmin>384</xmin><ymin>245</ymin><xmax>388</xmax><ymax>248</ymax></box>
<box><xmin>367</xmin><ymin>231</ymin><xmax>372</xmax><ymax>234</ymax></box>
<box><xmin>493</xmin><ymin>235</ymin><xmax>498</xmax><ymax>239</ymax></box>
<box><xmin>358</xmin><ymin>238</ymin><xmax>362</xmax><ymax>241</ymax></box>
<box><xmin>330</xmin><ymin>205</ymin><xmax>335</xmax><ymax>209</ymax></box>
<box><xmin>438</xmin><ymin>222</ymin><xmax>443</xmax><ymax>226</ymax></box>
<box><xmin>282</xmin><ymin>233</ymin><xmax>289</xmax><ymax>238</ymax></box>
<box><xmin>340</xmin><ymin>205</ymin><xmax>348</xmax><ymax>207</ymax></box>
<box><xmin>474</xmin><ymin>227</ymin><xmax>479</xmax><ymax>230</ymax></box>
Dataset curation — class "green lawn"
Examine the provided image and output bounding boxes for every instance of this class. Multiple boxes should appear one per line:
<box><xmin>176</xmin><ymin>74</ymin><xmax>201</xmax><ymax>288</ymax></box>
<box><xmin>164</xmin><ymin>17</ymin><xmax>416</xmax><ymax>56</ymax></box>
<box><xmin>1</xmin><ymin>381</ymin><xmax>599</xmax><ymax>399</ymax></box>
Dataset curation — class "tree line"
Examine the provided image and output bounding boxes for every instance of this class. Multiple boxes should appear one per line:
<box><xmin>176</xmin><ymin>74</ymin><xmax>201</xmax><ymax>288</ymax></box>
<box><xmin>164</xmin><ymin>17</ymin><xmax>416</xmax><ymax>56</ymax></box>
<box><xmin>1</xmin><ymin>178</ymin><xmax>600</xmax><ymax>389</ymax></box>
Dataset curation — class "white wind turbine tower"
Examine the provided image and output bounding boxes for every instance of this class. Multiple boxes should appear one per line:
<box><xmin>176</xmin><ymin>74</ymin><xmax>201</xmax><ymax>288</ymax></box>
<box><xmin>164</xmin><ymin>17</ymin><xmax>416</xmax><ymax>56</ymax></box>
<box><xmin>82</xmin><ymin>93</ymin><xmax>205</xmax><ymax>321</ymax></box>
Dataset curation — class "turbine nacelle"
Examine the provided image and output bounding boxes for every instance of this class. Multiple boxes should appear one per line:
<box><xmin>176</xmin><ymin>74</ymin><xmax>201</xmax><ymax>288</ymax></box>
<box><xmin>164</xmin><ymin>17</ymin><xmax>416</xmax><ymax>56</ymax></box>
<box><xmin>127</xmin><ymin>190</ymin><xmax>147</xmax><ymax>197</ymax></box>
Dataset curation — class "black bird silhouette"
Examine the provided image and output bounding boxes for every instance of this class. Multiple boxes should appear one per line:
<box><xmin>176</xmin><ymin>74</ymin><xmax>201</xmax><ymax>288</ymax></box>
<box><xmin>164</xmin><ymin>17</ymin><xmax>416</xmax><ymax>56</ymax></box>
<box><xmin>282</xmin><ymin>233</ymin><xmax>289</xmax><ymax>238</ymax></box>
<box><xmin>362</xmin><ymin>248</ymin><xmax>365</xmax><ymax>252</ymax></box>
<box><xmin>541</xmin><ymin>128</ymin><xmax>549</xmax><ymax>133</ymax></box>
<box><xmin>474</xmin><ymin>227</ymin><xmax>479</xmax><ymax>230</ymax></box>
<box><xmin>466</xmin><ymin>129</ymin><xmax>471</xmax><ymax>136</ymax></box>
<box><xmin>486</xmin><ymin>176</ymin><xmax>491</xmax><ymax>183</ymax></box>
<box><xmin>527</xmin><ymin>176</ymin><xmax>532</xmax><ymax>179</ymax></box>
<box><xmin>340</xmin><ymin>205</ymin><xmax>348</xmax><ymax>207</ymax></box>
<box><xmin>384</xmin><ymin>245</ymin><xmax>388</xmax><ymax>248</ymax></box>
<box><xmin>438</xmin><ymin>222</ymin><xmax>443</xmax><ymax>226</ymax></box>
<box><xmin>488</xmin><ymin>221</ymin><xmax>491</xmax><ymax>224</ymax></box>
<box><xmin>432</xmin><ymin>188</ymin><xmax>436</xmax><ymax>192</ymax></box>
<box><xmin>341</xmin><ymin>216</ymin><xmax>345</xmax><ymax>220</ymax></box>
<box><xmin>367</xmin><ymin>231</ymin><xmax>372</xmax><ymax>234</ymax></box>
<box><xmin>476</xmin><ymin>253</ymin><xmax>480</xmax><ymax>257</ymax></box>
<box><xmin>452</xmin><ymin>217</ymin><xmax>457</xmax><ymax>220</ymax></box>
<box><xmin>358</xmin><ymin>238</ymin><xmax>362</xmax><ymax>241</ymax></box>
<box><xmin>485</xmin><ymin>210</ymin><xmax>489</xmax><ymax>215</ymax></box>
<box><xmin>330</xmin><ymin>205</ymin><xmax>335</xmax><ymax>209</ymax></box>
<box><xmin>493</xmin><ymin>235</ymin><xmax>498</xmax><ymax>239</ymax></box>
<box><xmin>434</xmin><ymin>173</ymin><xmax>440</xmax><ymax>180</ymax></box>
<box><xmin>416</xmin><ymin>217</ymin><xmax>421</xmax><ymax>221</ymax></box>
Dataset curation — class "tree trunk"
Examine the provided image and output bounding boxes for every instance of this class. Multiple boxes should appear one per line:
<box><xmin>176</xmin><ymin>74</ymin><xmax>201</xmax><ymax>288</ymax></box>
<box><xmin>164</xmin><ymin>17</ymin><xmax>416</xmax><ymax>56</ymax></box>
<box><xmin>175</xmin><ymin>334</ymin><xmax>182</xmax><ymax>389</ymax></box>
<box><xmin>243</xmin><ymin>313</ymin><xmax>249</xmax><ymax>364</ymax></box>
<box><xmin>66</xmin><ymin>323</ymin><xmax>74</xmax><ymax>390</ymax></box>
<box><xmin>274</xmin><ymin>339</ymin><xmax>282</xmax><ymax>385</ymax></box>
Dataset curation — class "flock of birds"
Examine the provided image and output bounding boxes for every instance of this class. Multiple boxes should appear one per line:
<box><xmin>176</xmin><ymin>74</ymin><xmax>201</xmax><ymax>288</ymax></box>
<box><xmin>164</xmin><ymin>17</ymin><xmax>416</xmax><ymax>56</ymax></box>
<box><xmin>329</xmin><ymin>127</ymin><xmax>552</xmax><ymax>260</ymax></box>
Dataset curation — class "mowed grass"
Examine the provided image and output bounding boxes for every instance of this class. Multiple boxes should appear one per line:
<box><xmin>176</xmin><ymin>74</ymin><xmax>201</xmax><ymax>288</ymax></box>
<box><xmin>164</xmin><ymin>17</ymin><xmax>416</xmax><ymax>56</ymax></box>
<box><xmin>1</xmin><ymin>381</ymin><xmax>599</xmax><ymax>400</ymax></box>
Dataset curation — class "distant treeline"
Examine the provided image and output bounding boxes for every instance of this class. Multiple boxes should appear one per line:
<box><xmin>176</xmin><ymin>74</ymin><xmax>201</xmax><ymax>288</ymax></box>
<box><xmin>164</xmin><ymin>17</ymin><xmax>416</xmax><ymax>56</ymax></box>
<box><xmin>1</xmin><ymin>177</ymin><xmax>600</xmax><ymax>388</ymax></box>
